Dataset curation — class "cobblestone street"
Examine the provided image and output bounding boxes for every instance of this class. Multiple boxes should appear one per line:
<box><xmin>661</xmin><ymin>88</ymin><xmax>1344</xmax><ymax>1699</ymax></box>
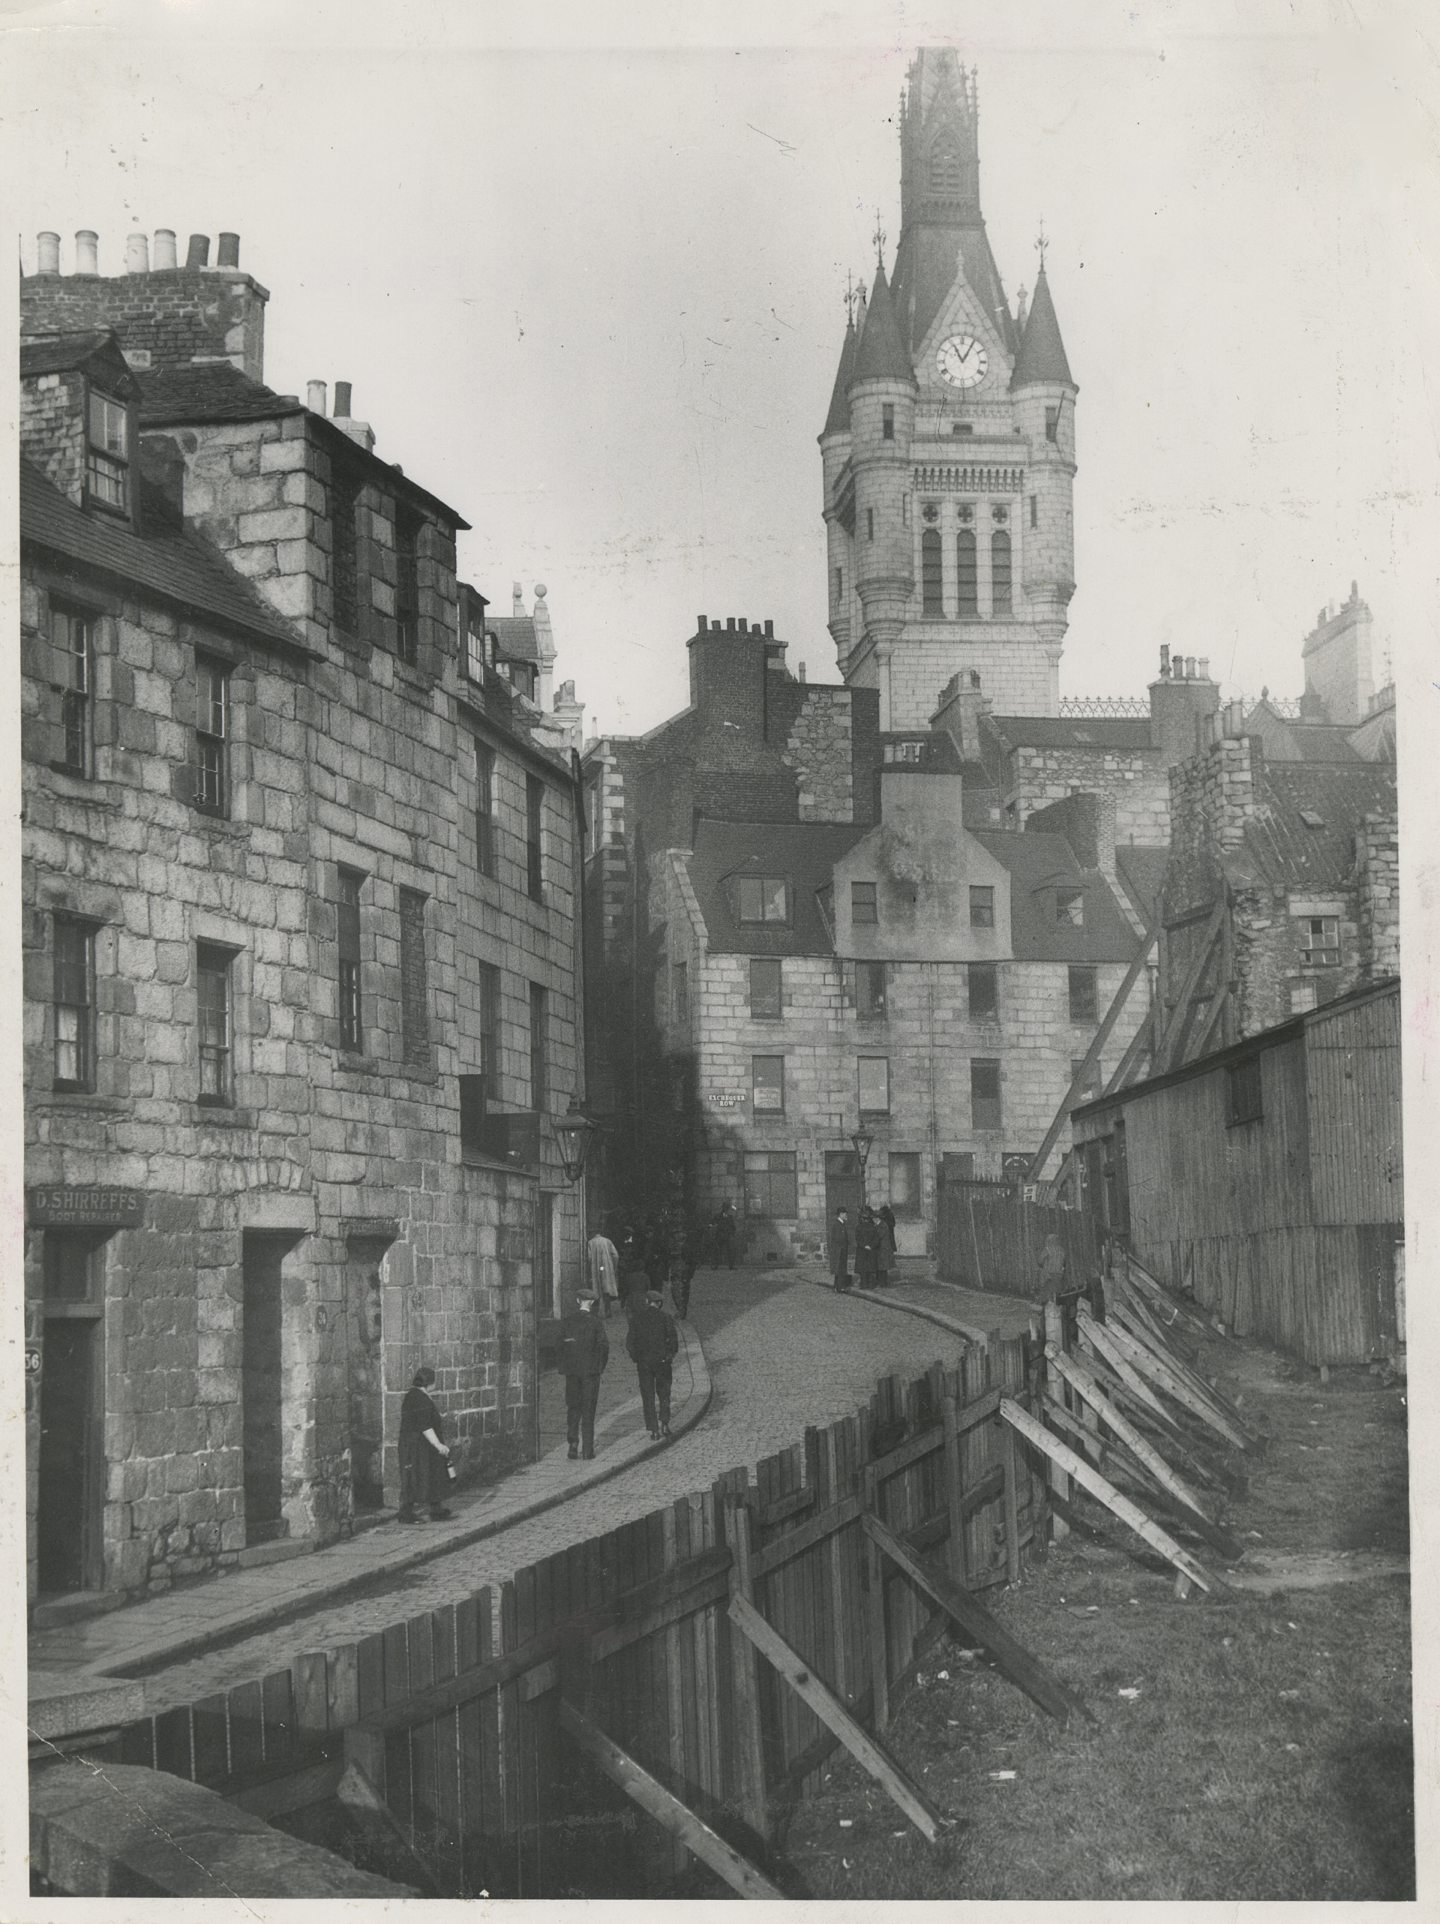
<box><xmin>137</xmin><ymin>1267</ymin><xmax>973</xmax><ymax>1711</ymax></box>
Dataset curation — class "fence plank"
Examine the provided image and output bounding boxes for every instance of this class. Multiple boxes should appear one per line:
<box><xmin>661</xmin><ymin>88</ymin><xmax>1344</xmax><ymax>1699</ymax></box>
<box><xmin>722</xmin><ymin>1495</ymin><xmax>770</xmax><ymax>1842</ymax></box>
<box><xmin>860</xmin><ymin>1463</ymin><xmax>889</xmax><ymax>1731</ymax></box>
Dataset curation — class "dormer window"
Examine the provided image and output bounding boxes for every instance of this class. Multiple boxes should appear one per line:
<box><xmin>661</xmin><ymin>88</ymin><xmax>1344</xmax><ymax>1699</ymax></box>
<box><xmin>737</xmin><ymin>876</ymin><xmax>789</xmax><ymax>925</ymax></box>
<box><xmin>85</xmin><ymin>389</ymin><xmax>130</xmax><ymax>514</ymax></box>
<box><xmin>1056</xmin><ymin>886</ymin><xmax>1084</xmax><ymax>927</ymax></box>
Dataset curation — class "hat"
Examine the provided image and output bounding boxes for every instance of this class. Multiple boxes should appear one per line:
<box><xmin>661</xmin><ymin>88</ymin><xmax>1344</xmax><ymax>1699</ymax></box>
<box><xmin>645</xmin><ymin>1287</ymin><xmax>664</xmax><ymax>1302</ymax></box>
<box><xmin>576</xmin><ymin>1289</ymin><xmax>598</xmax><ymax>1303</ymax></box>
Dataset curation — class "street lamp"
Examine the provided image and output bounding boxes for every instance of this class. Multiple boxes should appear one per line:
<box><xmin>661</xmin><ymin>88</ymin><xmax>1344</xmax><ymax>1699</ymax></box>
<box><xmin>851</xmin><ymin>1126</ymin><xmax>874</xmax><ymax>1211</ymax></box>
<box><xmin>554</xmin><ymin>1096</ymin><xmax>597</xmax><ymax>1185</ymax></box>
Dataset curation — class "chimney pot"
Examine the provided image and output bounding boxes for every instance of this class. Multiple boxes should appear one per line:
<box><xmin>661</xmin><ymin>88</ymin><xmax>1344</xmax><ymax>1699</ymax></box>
<box><xmin>125</xmin><ymin>232</ymin><xmax>149</xmax><ymax>275</ymax></box>
<box><xmin>738</xmin><ymin>619</ymin><xmax>748</xmax><ymax>634</ymax></box>
<box><xmin>75</xmin><ymin>230</ymin><xmax>99</xmax><ymax>274</ymax></box>
<box><xmin>185</xmin><ymin>233</ymin><xmax>210</xmax><ymax>269</ymax></box>
<box><xmin>764</xmin><ymin>619</ymin><xmax>774</xmax><ymax>638</ymax></box>
<box><xmin>216</xmin><ymin>231</ymin><xmax>240</xmax><ymax>268</ymax></box>
<box><xmin>697</xmin><ymin>615</ymin><xmax>707</xmax><ymax>631</ymax></box>
<box><xmin>1159</xmin><ymin>643</ymin><xmax>1171</xmax><ymax>678</ymax></box>
<box><xmin>332</xmin><ymin>380</ymin><xmax>353</xmax><ymax>417</ymax></box>
<box><xmin>35</xmin><ymin>232</ymin><xmax>60</xmax><ymax>275</ymax></box>
<box><xmin>153</xmin><ymin>228</ymin><xmax>177</xmax><ymax>270</ymax></box>
<box><xmin>1198</xmin><ymin>656</ymin><xmax>1210</xmax><ymax>681</ymax></box>
<box><xmin>726</xmin><ymin>618</ymin><xmax>735</xmax><ymax>633</ymax></box>
<box><xmin>798</xmin><ymin>661</ymin><xmax>807</xmax><ymax>681</ymax></box>
<box><xmin>306</xmin><ymin>380</ymin><xmax>327</xmax><ymax>415</ymax></box>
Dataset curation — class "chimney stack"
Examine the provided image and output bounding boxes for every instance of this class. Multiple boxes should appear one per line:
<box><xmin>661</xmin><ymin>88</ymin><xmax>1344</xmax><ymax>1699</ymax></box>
<box><xmin>153</xmin><ymin>228</ymin><xmax>177</xmax><ymax>270</ymax></box>
<box><xmin>125</xmin><ymin>232</ymin><xmax>149</xmax><ymax>275</ymax></box>
<box><xmin>306</xmin><ymin>379</ymin><xmax>327</xmax><ymax>415</ymax></box>
<box><xmin>216</xmin><ymin>232</ymin><xmax>240</xmax><ymax>268</ymax></box>
<box><xmin>186</xmin><ymin>233</ymin><xmax>210</xmax><ymax>268</ymax></box>
<box><xmin>35</xmin><ymin>232</ymin><xmax>60</xmax><ymax>275</ymax></box>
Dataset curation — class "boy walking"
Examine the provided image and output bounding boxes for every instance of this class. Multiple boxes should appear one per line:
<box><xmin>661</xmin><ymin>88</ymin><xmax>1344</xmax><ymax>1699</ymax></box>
<box><xmin>627</xmin><ymin>1285</ymin><xmax>680</xmax><ymax>1439</ymax></box>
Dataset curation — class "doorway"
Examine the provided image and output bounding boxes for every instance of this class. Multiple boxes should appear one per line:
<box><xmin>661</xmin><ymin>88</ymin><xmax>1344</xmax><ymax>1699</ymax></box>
<box><xmin>344</xmin><ymin>1236</ymin><xmax>387</xmax><ymax>1511</ymax></box>
<box><xmin>242</xmin><ymin>1232</ymin><xmax>287</xmax><ymax>1542</ymax></box>
<box><xmin>824</xmin><ymin>1150</ymin><xmax>863</xmax><ymax>1251</ymax></box>
<box><xmin>37</xmin><ymin>1230</ymin><xmax>107</xmax><ymax>1593</ymax></box>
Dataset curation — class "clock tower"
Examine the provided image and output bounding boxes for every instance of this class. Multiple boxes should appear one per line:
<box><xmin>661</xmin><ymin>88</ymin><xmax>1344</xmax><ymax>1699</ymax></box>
<box><xmin>820</xmin><ymin>50</ymin><xmax>1077</xmax><ymax>727</ymax></box>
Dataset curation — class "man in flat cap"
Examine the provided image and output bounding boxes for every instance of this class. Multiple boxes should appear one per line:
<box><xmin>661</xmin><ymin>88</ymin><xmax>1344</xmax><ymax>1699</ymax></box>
<box><xmin>559</xmin><ymin>1288</ymin><xmax>609</xmax><ymax>1460</ymax></box>
<box><xmin>626</xmin><ymin>1285</ymin><xmax>680</xmax><ymax>1440</ymax></box>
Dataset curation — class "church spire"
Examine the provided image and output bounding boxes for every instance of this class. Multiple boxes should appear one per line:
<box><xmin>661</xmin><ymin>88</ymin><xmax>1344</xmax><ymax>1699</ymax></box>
<box><xmin>1010</xmin><ymin>259</ymin><xmax>1072</xmax><ymax>387</ymax></box>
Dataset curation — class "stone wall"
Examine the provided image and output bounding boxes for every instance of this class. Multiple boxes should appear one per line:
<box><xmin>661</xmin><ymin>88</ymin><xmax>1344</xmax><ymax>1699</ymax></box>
<box><xmin>1355</xmin><ymin>812</ymin><xmax>1400</xmax><ymax>980</ymax></box>
<box><xmin>781</xmin><ymin>687</ymin><xmax>856</xmax><ymax>822</ymax></box>
<box><xmin>1006</xmin><ymin>743</ymin><xmax>1169</xmax><ymax>845</ymax></box>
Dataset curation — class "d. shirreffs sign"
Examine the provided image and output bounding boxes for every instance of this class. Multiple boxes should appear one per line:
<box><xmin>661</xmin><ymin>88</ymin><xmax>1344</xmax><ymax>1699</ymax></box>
<box><xmin>26</xmin><ymin>1187</ymin><xmax>145</xmax><ymax>1229</ymax></box>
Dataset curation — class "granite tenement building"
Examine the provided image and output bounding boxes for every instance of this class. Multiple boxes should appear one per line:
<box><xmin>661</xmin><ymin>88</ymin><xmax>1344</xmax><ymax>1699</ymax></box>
<box><xmin>22</xmin><ymin>229</ymin><xmax>587</xmax><ymax>1606</ymax></box>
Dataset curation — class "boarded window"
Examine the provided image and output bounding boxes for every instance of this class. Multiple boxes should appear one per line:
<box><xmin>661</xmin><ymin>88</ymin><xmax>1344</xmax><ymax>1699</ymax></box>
<box><xmin>858</xmin><ymin>1055</ymin><xmax>890</xmax><ymax>1116</ymax></box>
<box><xmin>856</xmin><ymin>959</ymin><xmax>887</xmax><ymax>1018</ymax></box>
<box><xmin>969</xmin><ymin>884</ymin><xmax>995</xmax><ymax>928</ymax></box>
<box><xmin>928</xmin><ymin>135</ymin><xmax>963</xmax><ymax>194</ymax></box>
<box><xmin>338</xmin><ymin>868</ymin><xmax>363</xmax><ymax>1051</ymax></box>
<box><xmin>744</xmin><ymin>1150</ymin><xmax>798</xmax><ymax>1218</ymax></box>
<box><xmin>53</xmin><ymin>916</ymin><xmax>95</xmax><ymax>1091</ymax></box>
<box><xmin>1068</xmin><ymin>965</ymin><xmax>1098</xmax><ymax>1023</ymax></box>
<box><xmin>921</xmin><ymin>529</ymin><xmax>943</xmax><ymax>616</ymax></box>
<box><xmin>399</xmin><ymin>888</ymin><xmax>430</xmax><ymax>1069</ymax></box>
<box><xmin>968</xmin><ymin>962</ymin><xmax>998</xmax><ymax>1018</ymax></box>
<box><xmin>851</xmin><ymin>881</ymin><xmax>878</xmax><ymax>926</ymax></box>
<box><xmin>971</xmin><ymin>1057</ymin><xmax>1001</xmax><ymax>1131</ymax></box>
<box><xmin>889</xmin><ymin>1151</ymin><xmax>921</xmax><ymax>1216</ymax></box>
<box><xmin>752</xmin><ymin>1054</ymin><xmax>785</xmax><ymax>1113</ymax></box>
<box><xmin>749</xmin><ymin>956</ymin><xmax>782</xmax><ymax>1019</ymax></box>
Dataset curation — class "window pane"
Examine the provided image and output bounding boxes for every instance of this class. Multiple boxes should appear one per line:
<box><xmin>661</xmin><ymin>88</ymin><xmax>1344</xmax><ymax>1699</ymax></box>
<box><xmin>921</xmin><ymin>529</ymin><xmax>943</xmax><ymax>616</ymax></box>
<box><xmin>968</xmin><ymin>963</ymin><xmax>998</xmax><ymax>1018</ymax></box>
<box><xmin>744</xmin><ymin>1150</ymin><xmax>798</xmax><ymax>1218</ymax></box>
<box><xmin>89</xmin><ymin>392</ymin><xmax>128</xmax><ymax>454</ymax></box>
<box><xmin>956</xmin><ymin>529</ymin><xmax>978</xmax><ymax>616</ymax></box>
<box><xmin>991</xmin><ymin>529</ymin><xmax>1012</xmax><ymax>615</ymax></box>
<box><xmin>852</xmin><ymin>882</ymin><xmax>878</xmax><ymax>926</ymax></box>
<box><xmin>197</xmin><ymin>946</ymin><xmax>231</xmax><ymax>1102</ymax></box>
<box><xmin>856</xmin><ymin>960</ymin><xmax>886</xmax><ymax>1017</ymax></box>
<box><xmin>752</xmin><ymin>1055</ymin><xmax>784</xmax><ymax>1112</ymax></box>
<box><xmin>1068</xmin><ymin>965</ymin><xmax>1098</xmax><ymax>1023</ymax></box>
<box><xmin>1056</xmin><ymin>888</ymin><xmax>1084</xmax><ymax>927</ymax></box>
<box><xmin>858</xmin><ymin>1055</ymin><xmax>889</xmax><ymax>1114</ymax></box>
<box><xmin>971</xmin><ymin>1057</ymin><xmax>1001</xmax><ymax>1130</ymax></box>
<box><xmin>762</xmin><ymin>878</ymin><xmax>787</xmax><ymax>922</ymax></box>
<box><xmin>739</xmin><ymin>877</ymin><xmax>787</xmax><ymax>924</ymax></box>
<box><xmin>526</xmin><ymin>776</ymin><xmax>544</xmax><ymax>899</ymax></box>
<box><xmin>338</xmin><ymin>870</ymin><xmax>362</xmax><ymax>1050</ymax></box>
<box><xmin>750</xmin><ymin>957</ymin><xmax>781</xmax><ymax>1019</ymax></box>
<box><xmin>969</xmin><ymin>885</ymin><xmax>994</xmax><ymax>928</ymax></box>
<box><xmin>195</xmin><ymin>659</ymin><xmax>230</xmax><ymax>816</ymax></box>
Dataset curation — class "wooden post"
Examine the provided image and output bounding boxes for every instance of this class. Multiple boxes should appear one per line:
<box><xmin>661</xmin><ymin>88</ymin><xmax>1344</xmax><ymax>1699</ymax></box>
<box><xmin>1000</xmin><ymin>1421</ymin><xmax>1022</xmax><ymax>1586</ymax></box>
<box><xmin>860</xmin><ymin>1463</ymin><xmax>890</xmax><ymax>1732</ymax></box>
<box><xmin>722</xmin><ymin>1496</ymin><xmax>770</xmax><ymax>1842</ymax></box>
<box><xmin>941</xmin><ymin>1391</ymin><xmax>967</xmax><ymax>1585</ymax></box>
<box><xmin>1042</xmin><ymin>1300</ymin><xmax>1070</xmax><ymax>1541</ymax></box>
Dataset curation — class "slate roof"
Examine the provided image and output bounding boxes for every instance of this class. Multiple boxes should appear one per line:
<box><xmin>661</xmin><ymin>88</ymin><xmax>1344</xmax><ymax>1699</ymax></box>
<box><xmin>822</xmin><ymin>317</ymin><xmax>857</xmax><ymax>437</ymax></box>
<box><xmin>488</xmin><ymin>615</ymin><xmax>540</xmax><ymax>664</ymax></box>
<box><xmin>22</xmin><ymin>331</ymin><xmax>134</xmax><ymax>383</ymax></box>
<box><xmin>986</xmin><ymin>714</ymin><xmax>1155</xmax><ymax>752</ymax></box>
<box><xmin>1230</xmin><ymin>761</ymin><xmax>1396</xmax><ymax>891</ymax></box>
<box><xmin>137</xmin><ymin>361</ymin><xmax>306</xmax><ymax>424</ymax></box>
<box><xmin>892</xmin><ymin>223</ymin><xmax>1017</xmax><ymax>362</ymax></box>
<box><xmin>1010</xmin><ymin>265</ymin><xmax>1073</xmax><ymax>387</ymax></box>
<box><xmin>687</xmin><ymin>820</ymin><xmax>868</xmax><ymax>956</ymax></box>
<box><xmin>1115</xmin><ymin>844</ymin><xmax>1171</xmax><ymax>924</ymax></box>
<box><xmin>972</xmin><ymin>828</ymin><xmax>1140</xmax><ymax>962</ymax></box>
<box><xmin>851</xmin><ymin>266</ymin><xmax>915</xmax><ymax>385</ymax></box>
<box><xmin>20</xmin><ymin>459</ymin><xmax>307</xmax><ymax>652</ymax></box>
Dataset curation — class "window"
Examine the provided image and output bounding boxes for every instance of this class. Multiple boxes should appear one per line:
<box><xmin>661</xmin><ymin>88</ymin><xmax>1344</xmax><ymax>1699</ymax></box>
<box><xmin>921</xmin><ymin>529</ymin><xmax>943</xmax><ymax>616</ymax></box>
<box><xmin>749</xmin><ymin>956</ymin><xmax>782</xmax><ymax>1020</ymax></box>
<box><xmin>529</xmin><ymin>982</ymin><xmax>548</xmax><ymax>1112</ymax></box>
<box><xmin>672</xmin><ymin>962</ymin><xmax>689</xmax><ymax>1027</ymax></box>
<box><xmin>337</xmin><ymin>868</ymin><xmax>364</xmax><ymax>1051</ymax></box>
<box><xmin>752</xmin><ymin>1054</ymin><xmax>785</xmax><ymax>1113</ymax></box>
<box><xmin>1227</xmin><ymin>1055</ymin><xmax>1263</xmax><ymax>1125</ymax></box>
<box><xmin>882</xmin><ymin>404</ymin><xmax>895</xmax><ymax>442</ymax></box>
<box><xmin>85</xmin><ymin>389</ymin><xmax>130</xmax><ymax>513</ymax></box>
<box><xmin>856</xmin><ymin>959</ymin><xmax>887</xmax><ymax>1018</ymax></box>
<box><xmin>833</xmin><ymin>565</ymin><xmax>843</xmax><ymax>604</ymax></box>
<box><xmin>929</xmin><ymin>135</ymin><xmax>963</xmax><ymax>194</ymax></box>
<box><xmin>478</xmin><ymin>961</ymin><xmax>500</xmax><ymax>1103</ymax></box>
<box><xmin>52</xmin><ymin>916</ymin><xmax>95</xmax><ymax>1091</ymax></box>
<box><xmin>526</xmin><ymin>775</ymin><xmax>544</xmax><ymax>900</ymax></box>
<box><xmin>331</xmin><ymin>465</ymin><xmax>362</xmax><ymax>634</ymax></box>
<box><xmin>1045</xmin><ymin>405</ymin><xmax>1060</xmax><ymax>445</ymax></box>
<box><xmin>956</xmin><ymin>528</ymin><xmax>978</xmax><ymax>616</ymax></box>
<box><xmin>737</xmin><ymin>876</ymin><xmax>788</xmax><ymax>925</ymax></box>
<box><xmin>969</xmin><ymin>884</ymin><xmax>995</xmax><ymax>929</ymax></box>
<box><xmin>1068</xmin><ymin>965</ymin><xmax>1098</xmax><ymax>1023</ymax></box>
<box><xmin>464</xmin><ymin>608</ymin><xmax>487</xmax><ymax>682</ymax></box>
<box><xmin>968</xmin><ymin>962</ymin><xmax>998</xmax><ymax>1019</ymax></box>
<box><xmin>399</xmin><ymin>888</ymin><xmax>430</xmax><ymax>1068</ymax></box>
<box><xmin>1290</xmin><ymin>979</ymin><xmax>1319</xmax><ymax>1015</ymax></box>
<box><xmin>459</xmin><ymin>1075</ymin><xmax>489</xmax><ymax>1157</ymax></box>
<box><xmin>858</xmin><ymin>1055</ymin><xmax>890</xmax><ymax>1116</ymax></box>
<box><xmin>1029</xmin><ymin>494</ymin><xmax>1038</xmax><ymax>529</ymax></box>
<box><xmin>475</xmin><ymin>740</ymin><xmax>496</xmax><ymax>876</ymax></box>
<box><xmin>866</xmin><ymin>507</ymin><xmax>875</xmax><ymax>542</ymax></box>
<box><xmin>52</xmin><ymin>605</ymin><xmax>92</xmax><ymax>777</ymax></box>
<box><xmin>194</xmin><ymin>657</ymin><xmax>230</xmax><ymax>817</ymax></box>
<box><xmin>971</xmin><ymin>1057</ymin><xmax>1001</xmax><ymax>1131</ymax></box>
<box><xmin>889</xmin><ymin>1151</ymin><xmax>921</xmax><ymax>1216</ymax></box>
<box><xmin>851</xmin><ymin>881</ymin><xmax>878</xmax><ymax>926</ymax></box>
<box><xmin>991</xmin><ymin>530</ymin><xmax>1012</xmax><ymax>616</ymax></box>
<box><xmin>1056</xmin><ymin>887</ymin><xmax>1085</xmax><ymax>928</ymax></box>
<box><xmin>1299</xmin><ymin>915</ymin><xmax>1340</xmax><ymax>968</ymax></box>
<box><xmin>395</xmin><ymin>507</ymin><xmax>421</xmax><ymax>665</ymax></box>
<box><xmin>1070</xmin><ymin>1056</ymin><xmax>1103</xmax><ymax>1103</ymax></box>
<box><xmin>197</xmin><ymin>944</ymin><xmax>233</xmax><ymax>1105</ymax></box>
<box><xmin>744</xmin><ymin>1150</ymin><xmax>798</xmax><ymax>1218</ymax></box>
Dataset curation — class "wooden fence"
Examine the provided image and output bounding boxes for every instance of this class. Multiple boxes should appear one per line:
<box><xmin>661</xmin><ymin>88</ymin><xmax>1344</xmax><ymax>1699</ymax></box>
<box><xmin>116</xmin><ymin>1335</ymin><xmax>1047</xmax><ymax>1899</ymax></box>
<box><xmin>937</xmin><ymin>1184</ymin><xmax>1101</xmax><ymax>1299</ymax></box>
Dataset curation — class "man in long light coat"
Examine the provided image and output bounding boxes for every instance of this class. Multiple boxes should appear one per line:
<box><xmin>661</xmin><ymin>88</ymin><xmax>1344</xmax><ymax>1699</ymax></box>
<box><xmin>586</xmin><ymin>1225</ymin><xmax>621</xmax><ymax>1318</ymax></box>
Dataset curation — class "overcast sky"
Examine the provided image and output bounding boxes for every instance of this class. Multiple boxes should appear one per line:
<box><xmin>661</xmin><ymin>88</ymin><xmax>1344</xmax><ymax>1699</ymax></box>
<box><xmin>5</xmin><ymin>0</ymin><xmax>1437</xmax><ymax>742</ymax></box>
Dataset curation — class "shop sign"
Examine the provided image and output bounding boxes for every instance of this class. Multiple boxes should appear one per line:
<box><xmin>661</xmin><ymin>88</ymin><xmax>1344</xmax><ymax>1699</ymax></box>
<box><xmin>26</xmin><ymin>1186</ymin><xmax>145</xmax><ymax>1229</ymax></box>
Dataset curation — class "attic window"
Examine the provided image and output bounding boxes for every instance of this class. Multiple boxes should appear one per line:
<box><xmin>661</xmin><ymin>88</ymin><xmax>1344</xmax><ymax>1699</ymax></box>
<box><xmin>737</xmin><ymin>876</ymin><xmax>789</xmax><ymax>925</ymax></box>
<box><xmin>1299</xmin><ymin>808</ymin><xmax>1326</xmax><ymax>829</ymax></box>
<box><xmin>85</xmin><ymin>389</ymin><xmax>130</xmax><ymax>514</ymax></box>
<box><xmin>1055</xmin><ymin>886</ymin><xmax>1085</xmax><ymax>927</ymax></box>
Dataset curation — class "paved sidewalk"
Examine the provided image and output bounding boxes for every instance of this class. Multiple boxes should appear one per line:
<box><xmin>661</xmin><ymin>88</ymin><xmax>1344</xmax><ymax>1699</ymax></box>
<box><xmin>28</xmin><ymin>1313</ymin><xmax>709</xmax><ymax>1691</ymax></box>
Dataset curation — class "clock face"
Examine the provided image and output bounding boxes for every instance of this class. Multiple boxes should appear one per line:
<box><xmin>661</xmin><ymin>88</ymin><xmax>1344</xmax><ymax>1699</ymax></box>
<box><xmin>936</xmin><ymin>333</ymin><xmax>988</xmax><ymax>389</ymax></box>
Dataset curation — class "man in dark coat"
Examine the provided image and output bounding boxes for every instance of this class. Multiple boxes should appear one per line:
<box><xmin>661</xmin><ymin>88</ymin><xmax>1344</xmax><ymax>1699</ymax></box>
<box><xmin>672</xmin><ymin>1216</ymin><xmax>700</xmax><ymax>1320</ymax></box>
<box><xmin>877</xmin><ymin>1203</ymin><xmax>897</xmax><ymax>1286</ymax></box>
<box><xmin>627</xmin><ymin>1286</ymin><xmax>681</xmax><ymax>1439</ymax></box>
<box><xmin>830</xmin><ymin>1206</ymin><xmax>852</xmax><ymax>1292</ymax></box>
<box><xmin>559</xmin><ymin>1290</ymin><xmax>609</xmax><ymax>1459</ymax></box>
<box><xmin>856</xmin><ymin>1206</ymin><xmax>882</xmax><ymax>1289</ymax></box>
<box><xmin>714</xmin><ymin>1200</ymin><xmax>739</xmax><ymax>1269</ymax></box>
<box><xmin>398</xmin><ymin>1366</ymin><xmax>453</xmax><ymax>1522</ymax></box>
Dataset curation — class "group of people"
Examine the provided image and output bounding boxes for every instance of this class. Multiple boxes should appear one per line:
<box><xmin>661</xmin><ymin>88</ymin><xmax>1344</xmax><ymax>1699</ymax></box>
<box><xmin>829</xmin><ymin>1201</ymin><xmax>898</xmax><ymax>1293</ymax></box>
<box><xmin>559</xmin><ymin>1273</ymin><xmax>680</xmax><ymax>1459</ymax></box>
<box><xmin>584</xmin><ymin>1215</ymin><xmax>702</xmax><ymax>1321</ymax></box>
